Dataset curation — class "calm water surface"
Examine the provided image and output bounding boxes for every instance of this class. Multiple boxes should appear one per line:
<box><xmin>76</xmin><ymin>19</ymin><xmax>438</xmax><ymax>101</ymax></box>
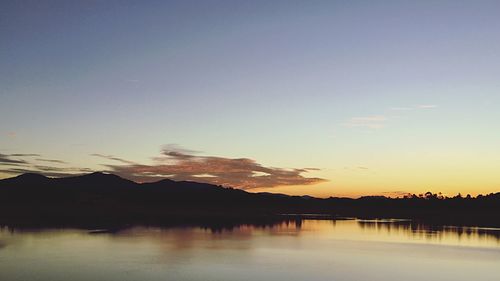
<box><xmin>1</xmin><ymin>219</ymin><xmax>499</xmax><ymax>281</ymax></box>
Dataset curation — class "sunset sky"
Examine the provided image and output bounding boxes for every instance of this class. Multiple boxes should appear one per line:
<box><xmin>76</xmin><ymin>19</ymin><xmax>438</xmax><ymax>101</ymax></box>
<box><xmin>1</xmin><ymin>1</ymin><xmax>500</xmax><ymax>198</ymax></box>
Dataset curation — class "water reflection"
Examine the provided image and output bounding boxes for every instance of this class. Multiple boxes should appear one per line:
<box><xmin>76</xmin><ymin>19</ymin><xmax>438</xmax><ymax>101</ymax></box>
<box><xmin>4</xmin><ymin>218</ymin><xmax>497</xmax><ymax>248</ymax></box>
<box><xmin>357</xmin><ymin>219</ymin><xmax>500</xmax><ymax>246</ymax></box>
<box><xmin>1</xmin><ymin>219</ymin><xmax>499</xmax><ymax>281</ymax></box>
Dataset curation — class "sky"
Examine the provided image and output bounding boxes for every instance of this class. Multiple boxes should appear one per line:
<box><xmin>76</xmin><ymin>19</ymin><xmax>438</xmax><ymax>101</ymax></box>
<box><xmin>1</xmin><ymin>0</ymin><xmax>500</xmax><ymax>198</ymax></box>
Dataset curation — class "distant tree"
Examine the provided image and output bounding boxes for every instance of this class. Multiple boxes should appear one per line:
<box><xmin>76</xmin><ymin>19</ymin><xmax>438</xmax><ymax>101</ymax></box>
<box><xmin>424</xmin><ymin>192</ymin><xmax>438</xmax><ymax>200</ymax></box>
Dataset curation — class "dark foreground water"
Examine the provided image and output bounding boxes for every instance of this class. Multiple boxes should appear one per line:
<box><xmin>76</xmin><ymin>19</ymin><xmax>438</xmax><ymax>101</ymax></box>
<box><xmin>1</xmin><ymin>219</ymin><xmax>499</xmax><ymax>281</ymax></box>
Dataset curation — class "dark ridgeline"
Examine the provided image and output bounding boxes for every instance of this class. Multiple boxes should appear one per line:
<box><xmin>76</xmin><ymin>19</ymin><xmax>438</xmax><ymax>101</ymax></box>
<box><xmin>0</xmin><ymin>172</ymin><xmax>499</xmax><ymax>228</ymax></box>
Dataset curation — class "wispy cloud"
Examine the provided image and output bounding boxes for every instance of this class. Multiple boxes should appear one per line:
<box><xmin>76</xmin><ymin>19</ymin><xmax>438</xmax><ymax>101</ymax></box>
<box><xmin>390</xmin><ymin>107</ymin><xmax>413</xmax><ymax>111</ymax></box>
<box><xmin>91</xmin><ymin>154</ymin><xmax>137</xmax><ymax>164</ymax></box>
<box><xmin>381</xmin><ymin>191</ymin><xmax>411</xmax><ymax>197</ymax></box>
<box><xmin>95</xmin><ymin>145</ymin><xmax>327</xmax><ymax>189</ymax></box>
<box><xmin>0</xmin><ymin>153</ymin><xmax>28</xmax><ymax>165</ymax></box>
<box><xmin>0</xmin><ymin>153</ymin><xmax>88</xmax><ymax>177</ymax></box>
<box><xmin>416</xmin><ymin>104</ymin><xmax>438</xmax><ymax>109</ymax></box>
<box><xmin>5</xmin><ymin>132</ymin><xmax>17</xmax><ymax>138</ymax></box>
<box><xmin>32</xmin><ymin>165</ymin><xmax>92</xmax><ymax>174</ymax></box>
<box><xmin>346</xmin><ymin>103</ymin><xmax>438</xmax><ymax>131</ymax></box>
<box><xmin>0</xmin><ymin>153</ymin><xmax>39</xmax><ymax>165</ymax></box>
<box><xmin>36</xmin><ymin>158</ymin><xmax>67</xmax><ymax>164</ymax></box>
<box><xmin>0</xmin><ymin>167</ymin><xmax>93</xmax><ymax>178</ymax></box>
<box><xmin>344</xmin><ymin>116</ymin><xmax>387</xmax><ymax>129</ymax></box>
<box><xmin>391</xmin><ymin>104</ymin><xmax>438</xmax><ymax>111</ymax></box>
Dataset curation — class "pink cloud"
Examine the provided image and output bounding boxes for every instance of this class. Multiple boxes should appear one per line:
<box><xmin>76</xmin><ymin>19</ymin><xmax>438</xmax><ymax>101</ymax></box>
<box><xmin>96</xmin><ymin>146</ymin><xmax>326</xmax><ymax>189</ymax></box>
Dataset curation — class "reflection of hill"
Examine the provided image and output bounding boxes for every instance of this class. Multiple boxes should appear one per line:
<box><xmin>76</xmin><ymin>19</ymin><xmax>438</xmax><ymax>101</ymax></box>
<box><xmin>0</xmin><ymin>173</ymin><xmax>499</xmax><ymax>228</ymax></box>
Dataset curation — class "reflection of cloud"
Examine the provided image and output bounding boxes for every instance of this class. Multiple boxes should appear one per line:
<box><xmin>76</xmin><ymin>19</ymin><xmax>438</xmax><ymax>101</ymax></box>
<box><xmin>344</xmin><ymin>116</ymin><xmax>387</xmax><ymax>129</ymax></box>
<box><xmin>96</xmin><ymin>146</ymin><xmax>327</xmax><ymax>189</ymax></box>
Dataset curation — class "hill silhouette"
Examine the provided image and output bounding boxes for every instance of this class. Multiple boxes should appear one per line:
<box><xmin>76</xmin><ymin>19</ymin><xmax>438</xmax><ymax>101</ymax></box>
<box><xmin>0</xmin><ymin>173</ymin><xmax>499</xmax><ymax>228</ymax></box>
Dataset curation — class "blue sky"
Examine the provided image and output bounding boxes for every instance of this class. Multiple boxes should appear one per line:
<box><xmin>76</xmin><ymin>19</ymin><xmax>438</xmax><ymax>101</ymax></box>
<box><xmin>1</xmin><ymin>1</ymin><xmax>500</xmax><ymax>197</ymax></box>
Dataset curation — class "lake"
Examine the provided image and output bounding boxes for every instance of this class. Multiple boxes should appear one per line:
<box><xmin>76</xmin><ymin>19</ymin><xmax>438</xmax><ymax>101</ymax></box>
<box><xmin>1</xmin><ymin>219</ymin><xmax>499</xmax><ymax>281</ymax></box>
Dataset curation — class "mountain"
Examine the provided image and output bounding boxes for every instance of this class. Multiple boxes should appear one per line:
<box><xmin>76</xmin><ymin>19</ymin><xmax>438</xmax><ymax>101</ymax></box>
<box><xmin>0</xmin><ymin>172</ymin><xmax>319</xmax><ymax>226</ymax></box>
<box><xmin>1</xmin><ymin>172</ymin><xmax>50</xmax><ymax>185</ymax></box>
<box><xmin>0</xmin><ymin>173</ymin><xmax>499</xmax><ymax>227</ymax></box>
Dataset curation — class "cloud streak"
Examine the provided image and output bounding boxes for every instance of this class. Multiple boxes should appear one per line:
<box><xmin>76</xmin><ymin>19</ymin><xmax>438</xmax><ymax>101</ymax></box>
<box><xmin>10</xmin><ymin>153</ymin><xmax>40</xmax><ymax>157</ymax></box>
<box><xmin>416</xmin><ymin>104</ymin><xmax>438</xmax><ymax>109</ymax></box>
<box><xmin>95</xmin><ymin>146</ymin><xmax>326</xmax><ymax>189</ymax></box>
<box><xmin>0</xmin><ymin>153</ymin><xmax>31</xmax><ymax>165</ymax></box>
<box><xmin>91</xmin><ymin>154</ymin><xmax>137</xmax><ymax>165</ymax></box>
<box><xmin>0</xmin><ymin>167</ymin><xmax>93</xmax><ymax>178</ymax></box>
<box><xmin>346</xmin><ymin>103</ymin><xmax>438</xmax><ymax>130</ymax></box>
<box><xmin>344</xmin><ymin>116</ymin><xmax>387</xmax><ymax>129</ymax></box>
<box><xmin>0</xmin><ymin>153</ymin><xmax>89</xmax><ymax>177</ymax></box>
<box><xmin>390</xmin><ymin>107</ymin><xmax>413</xmax><ymax>111</ymax></box>
<box><xmin>391</xmin><ymin>104</ymin><xmax>438</xmax><ymax>111</ymax></box>
<box><xmin>36</xmin><ymin>158</ymin><xmax>67</xmax><ymax>164</ymax></box>
<box><xmin>5</xmin><ymin>132</ymin><xmax>16</xmax><ymax>138</ymax></box>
